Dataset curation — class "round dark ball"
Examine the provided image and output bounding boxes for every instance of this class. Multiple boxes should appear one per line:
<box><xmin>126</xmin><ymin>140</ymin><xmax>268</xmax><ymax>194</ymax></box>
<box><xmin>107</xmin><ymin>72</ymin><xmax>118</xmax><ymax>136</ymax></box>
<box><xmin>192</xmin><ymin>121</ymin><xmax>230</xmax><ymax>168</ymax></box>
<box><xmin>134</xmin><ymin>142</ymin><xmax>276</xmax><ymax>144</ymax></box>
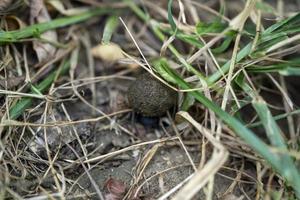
<box><xmin>127</xmin><ymin>73</ymin><xmax>177</xmax><ymax>117</ymax></box>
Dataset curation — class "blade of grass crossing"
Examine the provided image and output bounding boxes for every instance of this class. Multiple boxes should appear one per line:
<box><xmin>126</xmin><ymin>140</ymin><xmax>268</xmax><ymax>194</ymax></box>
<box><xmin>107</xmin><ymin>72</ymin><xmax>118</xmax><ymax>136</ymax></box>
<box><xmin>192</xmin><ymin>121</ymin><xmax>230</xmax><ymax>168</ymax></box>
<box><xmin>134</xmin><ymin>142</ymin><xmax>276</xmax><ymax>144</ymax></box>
<box><xmin>102</xmin><ymin>15</ymin><xmax>119</xmax><ymax>44</ymax></box>
<box><xmin>207</xmin><ymin>42</ymin><xmax>253</xmax><ymax>85</ymax></box>
<box><xmin>248</xmin><ymin>109</ymin><xmax>300</xmax><ymax>128</ymax></box>
<box><xmin>125</xmin><ymin>0</ymin><xmax>207</xmax><ymax>82</ymax></box>
<box><xmin>262</xmin><ymin>13</ymin><xmax>300</xmax><ymax>35</ymax></box>
<box><xmin>167</xmin><ymin>0</ymin><xmax>177</xmax><ymax>31</ymax></box>
<box><xmin>9</xmin><ymin>60</ymin><xmax>70</xmax><ymax>119</ymax></box>
<box><xmin>235</xmin><ymin>74</ymin><xmax>300</xmax><ymax>194</ymax></box>
<box><xmin>154</xmin><ymin>58</ymin><xmax>300</xmax><ymax>197</ymax></box>
<box><xmin>0</xmin><ymin>8</ymin><xmax>115</xmax><ymax>43</ymax></box>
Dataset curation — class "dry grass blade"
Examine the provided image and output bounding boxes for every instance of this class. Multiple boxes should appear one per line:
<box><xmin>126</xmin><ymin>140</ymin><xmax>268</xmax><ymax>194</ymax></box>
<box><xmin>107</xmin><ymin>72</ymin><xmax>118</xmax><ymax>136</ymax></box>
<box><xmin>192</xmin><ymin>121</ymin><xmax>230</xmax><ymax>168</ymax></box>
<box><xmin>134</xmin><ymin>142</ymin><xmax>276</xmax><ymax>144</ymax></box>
<box><xmin>163</xmin><ymin>111</ymin><xmax>229</xmax><ymax>200</ymax></box>
<box><xmin>82</xmin><ymin>137</ymin><xmax>178</xmax><ymax>164</ymax></box>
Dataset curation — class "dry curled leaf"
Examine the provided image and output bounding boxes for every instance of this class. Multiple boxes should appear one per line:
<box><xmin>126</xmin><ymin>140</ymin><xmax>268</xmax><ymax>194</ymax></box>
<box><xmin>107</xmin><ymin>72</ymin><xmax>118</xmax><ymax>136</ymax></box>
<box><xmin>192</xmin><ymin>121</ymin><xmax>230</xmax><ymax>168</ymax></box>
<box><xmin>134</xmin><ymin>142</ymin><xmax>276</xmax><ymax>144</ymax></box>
<box><xmin>4</xmin><ymin>15</ymin><xmax>26</xmax><ymax>31</ymax></box>
<box><xmin>0</xmin><ymin>76</ymin><xmax>25</xmax><ymax>90</ymax></box>
<box><xmin>30</xmin><ymin>0</ymin><xmax>57</xmax><ymax>63</ymax></box>
<box><xmin>0</xmin><ymin>0</ymin><xmax>13</xmax><ymax>11</ymax></box>
<box><xmin>91</xmin><ymin>43</ymin><xmax>124</xmax><ymax>62</ymax></box>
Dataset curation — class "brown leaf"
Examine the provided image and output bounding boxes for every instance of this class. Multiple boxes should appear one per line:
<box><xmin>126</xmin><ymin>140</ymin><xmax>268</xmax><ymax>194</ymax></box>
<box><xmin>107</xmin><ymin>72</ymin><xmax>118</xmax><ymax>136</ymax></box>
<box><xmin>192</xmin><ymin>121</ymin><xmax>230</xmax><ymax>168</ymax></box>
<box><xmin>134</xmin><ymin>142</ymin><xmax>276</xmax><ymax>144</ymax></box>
<box><xmin>0</xmin><ymin>0</ymin><xmax>13</xmax><ymax>11</ymax></box>
<box><xmin>30</xmin><ymin>0</ymin><xmax>43</xmax><ymax>19</ymax></box>
<box><xmin>0</xmin><ymin>0</ymin><xmax>24</xmax><ymax>14</ymax></box>
<box><xmin>4</xmin><ymin>16</ymin><xmax>26</xmax><ymax>31</ymax></box>
<box><xmin>30</xmin><ymin>0</ymin><xmax>57</xmax><ymax>63</ymax></box>
<box><xmin>0</xmin><ymin>76</ymin><xmax>25</xmax><ymax>90</ymax></box>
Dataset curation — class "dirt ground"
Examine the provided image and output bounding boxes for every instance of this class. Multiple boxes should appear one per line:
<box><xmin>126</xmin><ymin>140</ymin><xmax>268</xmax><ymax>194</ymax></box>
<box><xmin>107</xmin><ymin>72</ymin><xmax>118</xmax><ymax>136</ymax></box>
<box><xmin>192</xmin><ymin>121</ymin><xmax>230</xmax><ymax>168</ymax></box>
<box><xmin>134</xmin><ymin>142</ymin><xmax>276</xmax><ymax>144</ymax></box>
<box><xmin>5</xmin><ymin>75</ymin><xmax>257</xmax><ymax>199</ymax></box>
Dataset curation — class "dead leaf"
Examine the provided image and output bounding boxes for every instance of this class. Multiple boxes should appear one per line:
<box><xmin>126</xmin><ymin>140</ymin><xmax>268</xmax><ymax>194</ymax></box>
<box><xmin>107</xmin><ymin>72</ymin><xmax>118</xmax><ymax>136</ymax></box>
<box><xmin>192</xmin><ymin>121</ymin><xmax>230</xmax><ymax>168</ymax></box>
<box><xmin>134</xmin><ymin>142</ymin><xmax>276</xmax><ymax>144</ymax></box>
<box><xmin>0</xmin><ymin>76</ymin><xmax>25</xmax><ymax>90</ymax></box>
<box><xmin>0</xmin><ymin>0</ymin><xmax>13</xmax><ymax>11</ymax></box>
<box><xmin>91</xmin><ymin>43</ymin><xmax>124</xmax><ymax>62</ymax></box>
<box><xmin>30</xmin><ymin>0</ymin><xmax>57</xmax><ymax>63</ymax></box>
<box><xmin>30</xmin><ymin>0</ymin><xmax>43</xmax><ymax>19</ymax></box>
<box><xmin>4</xmin><ymin>15</ymin><xmax>26</xmax><ymax>31</ymax></box>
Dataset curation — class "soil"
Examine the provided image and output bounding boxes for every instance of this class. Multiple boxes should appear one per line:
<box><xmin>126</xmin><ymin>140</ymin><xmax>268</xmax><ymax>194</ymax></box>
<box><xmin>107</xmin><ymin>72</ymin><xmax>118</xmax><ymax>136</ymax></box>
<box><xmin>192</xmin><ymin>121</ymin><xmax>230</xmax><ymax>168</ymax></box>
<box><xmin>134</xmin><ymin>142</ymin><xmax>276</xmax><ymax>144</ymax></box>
<box><xmin>7</xmin><ymin>75</ymin><xmax>254</xmax><ymax>199</ymax></box>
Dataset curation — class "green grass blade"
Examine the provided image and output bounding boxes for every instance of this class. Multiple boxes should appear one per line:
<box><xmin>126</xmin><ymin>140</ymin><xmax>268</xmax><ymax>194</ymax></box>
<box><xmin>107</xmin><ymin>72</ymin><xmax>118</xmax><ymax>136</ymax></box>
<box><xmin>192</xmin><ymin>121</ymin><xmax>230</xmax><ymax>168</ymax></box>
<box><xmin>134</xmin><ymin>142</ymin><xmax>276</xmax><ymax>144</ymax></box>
<box><xmin>155</xmin><ymin>58</ymin><xmax>300</xmax><ymax>197</ymax></box>
<box><xmin>211</xmin><ymin>34</ymin><xmax>234</xmax><ymax>54</ymax></box>
<box><xmin>196</xmin><ymin>20</ymin><xmax>227</xmax><ymax>35</ymax></box>
<box><xmin>0</xmin><ymin>8</ymin><xmax>115</xmax><ymax>43</ymax></box>
<box><xmin>207</xmin><ymin>42</ymin><xmax>252</xmax><ymax>85</ymax></box>
<box><xmin>102</xmin><ymin>15</ymin><xmax>119</xmax><ymax>44</ymax></box>
<box><xmin>167</xmin><ymin>0</ymin><xmax>177</xmax><ymax>31</ymax></box>
<box><xmin>234</xmin><ymin>74</ymin><xmax>300</xmax><ymax>196</ymax></box>
<box><xmin>235</xmin><ymin>74</ymin><xmax>291</xmax><ymax>148</ymax></box>
<box><xmin>125</xmin><ymin>0</ymin><xmax>206</xmax><ymax>82</ymax></box>
<box><xmin>252</xmin><ymin>100</ymin><xmax>288</xmax><ymax>147</ymax></box>
<box><xmin>208</xmin><ymin>12</ymin><xmax>300</xmax><ymax>85</ymax></box>
<box><xmin>247</xmin><ymin>58</ymin><xmax>300</xmax><ymax>75</ymax></box>
<box><xmin>161</xmin><ymin>28</ymin><xmax>234</xmax><ymax>54</ymax></box>
<box><xmin>256</xmin><ymin>2</ymin><xmax>276</xmax><ymax>14</ymax></box>
<box><xmin>248</xmin><ymin>109</ymin><xmax>300</xmax><ymax>128</ymax></box>
<box><xmin>174</xmin><ymin>32</ymin><xmax>204</xmax><ymax>49</ymax></box>
<box><xmin>263</xmin><ymin>13</ymin><xmax>300</xmax><ymax>35</ymax></box>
